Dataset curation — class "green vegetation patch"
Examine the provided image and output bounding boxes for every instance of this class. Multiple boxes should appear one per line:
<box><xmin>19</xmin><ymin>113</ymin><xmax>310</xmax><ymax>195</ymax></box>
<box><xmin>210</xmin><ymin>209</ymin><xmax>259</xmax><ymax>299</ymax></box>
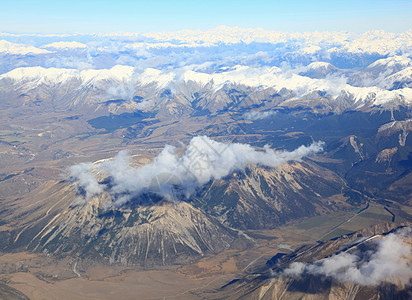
<box><xmin>295</xmin><ymin>212</ymin><xmax>351</xmax><ymax>230</ymax></box>
<box><xmin>361</xmin><ymin>212</ymin><xmax>393</xmax><ymax>221</ymax></box>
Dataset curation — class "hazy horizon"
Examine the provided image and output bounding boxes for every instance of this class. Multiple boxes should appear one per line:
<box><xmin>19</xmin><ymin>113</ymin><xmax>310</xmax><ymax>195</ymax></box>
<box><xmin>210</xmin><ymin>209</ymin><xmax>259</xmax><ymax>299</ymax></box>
<box><xmin>1</xmin><ymin>0</ymin><xmax>411</xmax><ymax>34</ymax></box>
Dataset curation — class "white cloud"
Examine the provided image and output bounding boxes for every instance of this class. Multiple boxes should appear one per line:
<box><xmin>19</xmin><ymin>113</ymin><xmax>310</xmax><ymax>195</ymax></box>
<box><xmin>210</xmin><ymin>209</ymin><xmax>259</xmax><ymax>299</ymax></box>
<box><xmin>45</xmin><ymin>56</ymin><xmax>94</xmax><ymax>70</ymax></box>
<box><xmin>283</xmin><ymin>227</ymin><xmax>412</xmax><ymax>286</ymax></box>
<box><xmin>69</xmin><ymin>162</ymin><xmax>104</xmax><ymax>201</ymax></box>
<box><xmin>2</xmin><ymin>27</ymin><xmax>412</xmax><ymax>59</ymax></box>
<box><xmin>69</xmin><ymin>136</ymin><xmax>324</xmax><ymax>206</ymax></box>
<box><xmin>142</xmin><ymin>27</ymin><xmax>412</xmax><ymax>56</ymax></box>
<box><xmin>242</xmin><ymin>110</ymin><xmax>277</xmax><ymax>120</ymax></box>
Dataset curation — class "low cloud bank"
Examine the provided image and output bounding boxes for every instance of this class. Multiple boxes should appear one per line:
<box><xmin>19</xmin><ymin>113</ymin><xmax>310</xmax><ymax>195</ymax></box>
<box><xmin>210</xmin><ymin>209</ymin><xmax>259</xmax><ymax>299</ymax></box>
<box><xmin>69</xmin><ymin>136</ymin><xmax>324</xmax><ymax>206</ymax></box>
<box><xmin>242</xmin><ymin>110</ymin><xmax>277</xmax><ymax>120</ymax></box>
<box><xmin>283</xmin><ymin>227</ymin><xmax>412</xmax><ymax>286</ymax></box>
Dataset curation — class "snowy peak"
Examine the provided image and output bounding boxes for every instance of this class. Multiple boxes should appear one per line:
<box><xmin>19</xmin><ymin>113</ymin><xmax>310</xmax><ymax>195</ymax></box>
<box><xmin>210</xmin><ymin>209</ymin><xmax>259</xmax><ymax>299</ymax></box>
<box><xmin>0</xmin><ymin>65</ymin><xmax>135</xmax><ymax>85</ymax></box>
<box><xmin>300</xmin><ymin>62</ymin><xmax>340</xmax><ymax>79</ymax></box>
<box><xmin>366</xmin><ymin>55</ymin><xmax>412</xmax><ymax>76</ymax></box>
<box><xmin>343</xmin><ymin>85</ymin><xmax>412</xmax><ymax>105</ymax></box>
<box><xmin>305</xmin><ymin>62</ymin><xmax>337</xmax><ymax>71</ymax></box>
<box><xmin>384</xmin><ymin>67</ymin><xmax>412</xmax><ymax>90</ymax></box>
<box><xmin>42</xmin><ymin>41</ymin><xmax>87</xmax><ymax>50</ymax></box>
<box><xmin>1</xmin><ymin>66</ymin><xmax>78</xmax><ymax>83</ymax></box>
<box><xmin>80</xmin><ymin>65</ymin><xmax>134</xmax><ymax>83</ymax></box>
<box><xmin>137</xmin><ymin>68</ymin><xmax>175</xmax><ymax>88</ymax></box>
<box><xmin>0</xmin><ymin>40</ymin><xmax>52</xmax><ymax>55</ymax></box>
<box><xmin>368</xmin><ymin>55</ymin><xmax>411</xmax><ymax>69</ymax></box>
<box><xmin>183</xmin><ymin>65</ymin><xmax>282</xmax><ymax>88</ymax></box>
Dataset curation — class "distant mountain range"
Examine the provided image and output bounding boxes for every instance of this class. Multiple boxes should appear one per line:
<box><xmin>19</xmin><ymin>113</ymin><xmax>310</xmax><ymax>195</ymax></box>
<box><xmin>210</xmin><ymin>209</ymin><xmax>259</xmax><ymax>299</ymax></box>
<box><xmin>0</xmin><ymin>60</ymin><xmax>411</xmax><ymax>119</ymax></box>
<box><xmin>1</xmin><ymin>28</ymin><xmax>411</xmax><ymax>120</ymax></box>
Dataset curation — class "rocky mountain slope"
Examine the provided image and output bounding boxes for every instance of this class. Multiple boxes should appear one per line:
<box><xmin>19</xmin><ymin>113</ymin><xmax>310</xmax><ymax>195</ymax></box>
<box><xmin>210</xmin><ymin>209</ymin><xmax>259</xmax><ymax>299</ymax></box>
<box><xmin>192</xmin><ymin>161</ymin><xmax>345</xmax><ymax>230</ymax></box>
<box><xmin>207</xmin><ymin>223</ymin><xmax>412</xmax><ymax>300</ymax></box>
<box><xmin>0</xmin><ymin>154</ymin><xmax>349</xmax><ymax>267</ymax></box>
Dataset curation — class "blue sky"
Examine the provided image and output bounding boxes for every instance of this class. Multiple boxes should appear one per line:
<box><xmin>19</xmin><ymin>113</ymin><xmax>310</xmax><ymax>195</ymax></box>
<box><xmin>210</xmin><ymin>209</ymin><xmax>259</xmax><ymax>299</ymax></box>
<box><xmin>1</xmin><ymin>0</ymin><xmax>411</xmax><ymax>33</ymax></box>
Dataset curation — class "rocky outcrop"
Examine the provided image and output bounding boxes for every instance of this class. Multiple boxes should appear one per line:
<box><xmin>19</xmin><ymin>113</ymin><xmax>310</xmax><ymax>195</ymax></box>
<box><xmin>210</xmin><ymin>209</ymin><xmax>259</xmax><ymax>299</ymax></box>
<box><xmin>193</xmin><ymin>161</ymin><xmax>346</xmax><ymax>230</ymax></box>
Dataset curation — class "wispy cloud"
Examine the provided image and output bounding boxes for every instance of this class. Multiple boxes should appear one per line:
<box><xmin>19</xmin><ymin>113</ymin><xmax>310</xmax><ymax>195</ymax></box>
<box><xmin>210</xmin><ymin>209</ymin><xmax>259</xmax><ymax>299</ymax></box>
<box><xmin>242</xmin><ymin>110</ymin><xmax>277</xmax><ymax>120</ymax></box>
<box><xmin>69</xmin><ymin>162</ymin><xmax>104</xmax><ymax>200</ymax></box>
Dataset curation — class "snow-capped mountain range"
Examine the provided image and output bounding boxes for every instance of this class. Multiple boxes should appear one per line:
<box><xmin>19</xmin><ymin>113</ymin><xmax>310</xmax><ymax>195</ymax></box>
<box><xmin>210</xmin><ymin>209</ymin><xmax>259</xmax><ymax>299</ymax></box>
<box><xmin>1</xmin><ymin>62</ymin><xmax>411</xmax><ymax>113</ymax></box>
<box><xmin>0</xmin><ymin>27</ymin><xmax>412</xmax><ymax>117</ymax></box>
